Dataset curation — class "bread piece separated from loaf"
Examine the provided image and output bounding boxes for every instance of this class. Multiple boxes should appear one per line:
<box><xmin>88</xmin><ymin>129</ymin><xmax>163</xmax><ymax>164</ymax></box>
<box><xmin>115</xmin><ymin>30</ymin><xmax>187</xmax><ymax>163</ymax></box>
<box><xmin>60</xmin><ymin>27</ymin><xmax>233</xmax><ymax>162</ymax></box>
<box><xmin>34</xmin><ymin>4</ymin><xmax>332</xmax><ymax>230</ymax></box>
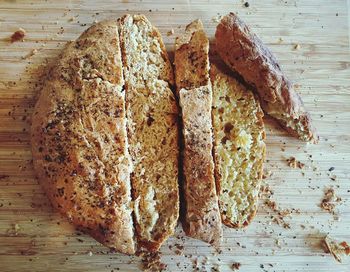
<box><xmin>215</xmin><ymin>13</ymin><xmax>317</xmax><ymax>143</ymax></box>
<box><xmin>211</xmin><ymin>64</ymin><xmax>266</xmax><ymax>228</ymax></box>
<box><xmin>174</xmin><ymin>20</ymin><xmax>222</xmax><ymax>245</ymax></box>
<box><xmin>31</xmin><ymin>21</ymin><xmax>136</xmax><ymax>254</ymax></box>
<box><xmin>118</xmin><ymin>14</ymin><xmax>179</xmax><ymax>252</ymax></box>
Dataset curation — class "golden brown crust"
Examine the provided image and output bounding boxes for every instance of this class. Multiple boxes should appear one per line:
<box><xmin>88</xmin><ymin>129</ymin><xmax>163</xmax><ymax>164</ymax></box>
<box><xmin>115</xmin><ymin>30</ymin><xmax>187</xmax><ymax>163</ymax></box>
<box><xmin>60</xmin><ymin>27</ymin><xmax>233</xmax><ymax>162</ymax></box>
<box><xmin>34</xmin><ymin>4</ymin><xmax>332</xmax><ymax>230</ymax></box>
<box><xmin>31</xmin><ymin>21</ymin><xmax>135</xmax><ymax>254</ymax></box>
<box><xmin>211</xmin><ymin>63</ymin><xmax>266</xmax><ymax>228</ymax></box>
<box><xmin>179</xmin><ymin>86</ymin><xmax>223</xmax><ymax>245</ymax></box>
<box><xmin>118</xmin><ymin>14</ymin><xmax>179</xmax><ymax>252</ymax></box>
<box><xmin>215</xmin><ymin>13</ymin><xmax>318</xmax><ymax>143</ymax></box>
<box><xmin>175</xmin><ymin>20</ymin><xmax>222</xmax><ymax>245</ymax></box>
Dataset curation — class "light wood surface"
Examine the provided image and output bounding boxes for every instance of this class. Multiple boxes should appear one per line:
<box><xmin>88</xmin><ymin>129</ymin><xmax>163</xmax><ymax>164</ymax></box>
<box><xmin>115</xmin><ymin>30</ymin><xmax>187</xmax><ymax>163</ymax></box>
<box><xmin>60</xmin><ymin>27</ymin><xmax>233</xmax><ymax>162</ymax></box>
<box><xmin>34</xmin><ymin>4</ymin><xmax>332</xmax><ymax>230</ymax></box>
<box><xmin>0</xmin><ymin>0</ymin><xmax>349</xmax><ymax>271</ymax></box>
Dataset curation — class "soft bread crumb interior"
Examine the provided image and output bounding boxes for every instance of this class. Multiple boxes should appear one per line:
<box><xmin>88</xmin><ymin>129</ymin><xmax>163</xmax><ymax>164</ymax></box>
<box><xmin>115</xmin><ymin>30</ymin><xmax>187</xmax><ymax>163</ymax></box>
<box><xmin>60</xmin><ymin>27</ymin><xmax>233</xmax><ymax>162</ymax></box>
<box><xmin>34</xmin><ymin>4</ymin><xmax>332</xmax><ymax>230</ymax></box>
<box><xmin>120</xmin><ymin>15</ymin><xmax>179</xmax><ymax>246</ymax></box>
<box><xmin>212</xmin><ymin>66</ymin><xmax>265</xmax><ymax>227</ymax></box>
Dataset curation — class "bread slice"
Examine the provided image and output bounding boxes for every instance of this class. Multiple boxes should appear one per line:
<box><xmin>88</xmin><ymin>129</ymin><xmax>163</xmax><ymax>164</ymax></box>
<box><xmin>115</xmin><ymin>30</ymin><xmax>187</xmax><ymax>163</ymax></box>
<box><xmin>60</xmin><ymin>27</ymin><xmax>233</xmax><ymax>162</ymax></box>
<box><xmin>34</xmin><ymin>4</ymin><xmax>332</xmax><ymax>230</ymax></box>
<box><xmin>31</xmin><ymin>21</ymin><xmax>135</xmax><ymax>254</ymax></box>
<box><xmin>211</xmin><ymin>63</ymin><xmax>266</xmax><ymax>228</ymax></box>
<box><xmin>215</xmin><ymin>13</ymin><xmax>317</xmax><ymax>143</ymax></box>
<box><xmin>174</xmin><ymin>20</ymin><xmax>222</xmax><ymax>245</ymax></box>
<box><xmin>118</xmin><ymin>14</ymin><xmax>179</xmax><ymax>252</ymax></box>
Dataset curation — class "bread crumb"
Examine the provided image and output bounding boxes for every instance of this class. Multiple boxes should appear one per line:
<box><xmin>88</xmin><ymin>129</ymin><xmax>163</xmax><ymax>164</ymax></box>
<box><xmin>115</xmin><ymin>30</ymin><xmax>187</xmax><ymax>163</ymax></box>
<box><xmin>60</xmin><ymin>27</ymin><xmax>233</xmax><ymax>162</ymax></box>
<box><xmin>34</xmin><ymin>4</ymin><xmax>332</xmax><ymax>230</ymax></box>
<box><xmin>231</xmin><ymin>262</ymin><xmax>241</xmax><ymax>270</ymax></box>
<box><xmin>262</xmin><ymin>170</ymin><xmax>272</xmax><ymax>179</ymax></box>
<box><xmin>11</xmin><ymin>28</ymin><xmax>26</xmax><ymax>43</ymax></box>
<box><xmin>294</xmin><ymin>44</ymin><xmax>301</xmax><ymax>50</ymax></box>
<box><xmin>22</xmin><ymin>49</ymin><xmax>38</xmax><ymax>59</ymax></box>
<box><xmin>320</xmin><ymin>188</ymin><xmax>342</xmax><ymax>214</ymax></box>
<box><xmin>286</xmin><ymin>157</ymin><xmax>305</xmax><ymax>169</ymax></box>
<box><xmin>324</xmin><ymin>235</ymin><xmax>350</xmax><ymax>263</ymax></box>
<box><xmin>260</xmin><ymin>185</ymin><xmax>293</xmax><ymax>229</ymax></box>
<box><xmin>140</xmin><ymin>251</ymin><xmax>166</xmax><ymax>271</ymax></box>
<box><xmin>212</xmin><ymin>15</ymin><xmax>223</xmax><ymax>23</ymax></box>
<box><xmin>167</xmin><ymin>29</ymin><xmax>174</xmax><ymax>36</ymax></box>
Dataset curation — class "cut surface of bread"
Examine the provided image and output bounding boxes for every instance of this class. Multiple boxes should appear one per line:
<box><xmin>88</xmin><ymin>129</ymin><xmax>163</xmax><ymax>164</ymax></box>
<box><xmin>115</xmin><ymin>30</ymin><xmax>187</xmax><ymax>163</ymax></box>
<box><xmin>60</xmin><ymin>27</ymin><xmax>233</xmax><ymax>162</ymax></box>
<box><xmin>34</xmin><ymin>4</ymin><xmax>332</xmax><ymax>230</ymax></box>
<box><xmin>211</xmin><ymin>64</ymin><xmax>266</xmax><ymax>228</ymax></box>
<box><xmin>175</xmin><ymin>20</ymin><xmax>222</xmax><ymax>245</ymax></box>
<box><xmin>31</xmin><ymin>21</ymin><xmax>135</xmax><ymax>254</ymax></box>
<box><xmin>119</xmin><ymin>14</ymin><xmax>179</xmax><ymax>252</ymax></box>
<box><xmin>215</xmin><ymin>12</ymin><xmax>317</xmax><ymax>143</ymax></box>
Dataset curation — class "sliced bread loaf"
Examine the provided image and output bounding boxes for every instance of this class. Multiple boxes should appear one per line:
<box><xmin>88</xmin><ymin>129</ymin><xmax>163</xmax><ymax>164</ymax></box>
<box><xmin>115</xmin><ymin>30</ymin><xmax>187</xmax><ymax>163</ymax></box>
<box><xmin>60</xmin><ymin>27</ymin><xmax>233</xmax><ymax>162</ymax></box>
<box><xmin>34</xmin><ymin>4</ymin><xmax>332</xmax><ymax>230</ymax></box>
<box><xmin>215</xmin><ymin>13</ymin><xmax>317</xmax><ymax>143</ymax></box>
<box><xmin>31</xmin><ymin>21</ymin><xmax>135</xmax><ymax>254</ymax></box>
<box><xmin>118</xmin><ymin>14</ymin><xmax>179</xmax><ymax>252</ymax></box>
<box><xmin>211</xmin><ymin>63</ymin><xmax>266</xmax><ymax>228</ymax></box>
<box><xmin>174</xmin><ymin>20</ymin><xmax>222</xmax><ymax>245</ymax></box>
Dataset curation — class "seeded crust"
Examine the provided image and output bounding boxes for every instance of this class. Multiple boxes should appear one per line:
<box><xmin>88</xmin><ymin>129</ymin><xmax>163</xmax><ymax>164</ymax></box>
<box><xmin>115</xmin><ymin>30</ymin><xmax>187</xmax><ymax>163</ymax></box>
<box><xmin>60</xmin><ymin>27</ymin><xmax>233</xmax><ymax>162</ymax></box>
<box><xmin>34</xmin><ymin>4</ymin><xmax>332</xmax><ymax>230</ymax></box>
<box><xmin>215</xmin><ymin>13</ymin><xmax>318</xmax><ymax>143</ymax></box>
<box><xmin>211</xmin><ymin>63</ymin><xmax>266</xmax><ymax>228</ymax></box>
<box><xmin>118</xmin><ymin>14</ymin><xmax>179</xmax><ymax>252</ymax></box>
<box><xmin>31</xmin><ymin>21</ymin><xmax>135</xmax><ymax>254</ymax></box>
<box><xmin>174</xmin><ymin>20</ymin><xmax>222</xmax><ymax>245</ymax></box>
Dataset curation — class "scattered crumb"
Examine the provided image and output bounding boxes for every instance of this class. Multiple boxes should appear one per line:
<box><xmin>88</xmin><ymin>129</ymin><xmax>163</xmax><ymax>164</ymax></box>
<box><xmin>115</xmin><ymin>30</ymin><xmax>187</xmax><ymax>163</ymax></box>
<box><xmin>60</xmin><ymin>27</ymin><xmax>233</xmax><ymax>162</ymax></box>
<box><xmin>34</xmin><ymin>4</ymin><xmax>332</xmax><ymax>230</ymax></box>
<box><xmin>88</xmin><ymin>251</ymin><xmax>93</xmax><ymax>256</ymax></box>
<box><xmin>260</xmin><ymin>185</ymin><xmax>295</xmax><ymax>229</ymax></box>
<box><xmin>174</xmin><ymin>243</ymin><xmax>184</xmax><ymax>255</ymax></box>
<box><xmin>262</xmin><ymin>170</ymin><xmax>272</xmax><ymax>179</ymax></box>
<box><xmin>324</xmin><ymin>235</ymin><xmax>350</xmax><ymax>263</ymax></box>
<box><xmin>244</xmin><ymin>2</ymin><xmax>250</xmax><ymax>7</ymax></box>
<box><xmin>0</xmin><ymin>175</ymin><xmax>10</xmax><ymax>180</ymax></box>
<box><xmin>231</xmin><ymin>262</ymin><xmax>241</xmax><ymax>270</ymax></box>
<box><xmin>286</xmin><ymin>157</ymin><xmax>305</xmax><ymax>169</ymax></box>
<box><xmin>329</xmin><ymin>174</ymin><xmax>337</xmax><ymax>181</ymax></box>
<box><xmin>7</xmin><ymin>223</ymin><xmax>20</xmax><ymax>236</ymax></box>
<box><xmin>167</xmin><ymin>29</ymin><xmax>174</xmax><ymax>36</ymax></box>
<box><xmin>294</xmin><ymin>83</ymin><xmax>301</xmax><ymax>89</ymax></box>
<box><xmin>278</xmin><ymin>37</ymin><xmax>284</xmax><ymax>43</ymax></box>
<box><xmin>140</xmin><ymin>251</ymin><xmax>166</xmax><ymax>271</ymax></box>
<box><xmin>22</xmin><ymin>49</ymin><xmax>38</xmax><ymax>60</ymax></box>
<box><xmin>320</xmin><ymin>188</ymin><xmax>342</xmax><ymax>214</ymax></box>
<box><xmin>68</xmin><ymin>17</ymin><xmax>74</xmax><ymax>22</ymax></box>
<box><xmin>11</xmin><ymin>28</ymin><xmax>26</xmax><ymax>43</ymax></box>
<box><xmin>212</xmin><ymin>15</ymin><xmax>223</xmax><ymax>23</ymax></box>
<box><xmin>14</xmin><ymin>223</ymin><xmax>20</xmax><ymax>234</ymax></box>
<box><xmin>294</xmin><ymin>44</ymin><xmax>301</xmax><ymax>50</ymax></box>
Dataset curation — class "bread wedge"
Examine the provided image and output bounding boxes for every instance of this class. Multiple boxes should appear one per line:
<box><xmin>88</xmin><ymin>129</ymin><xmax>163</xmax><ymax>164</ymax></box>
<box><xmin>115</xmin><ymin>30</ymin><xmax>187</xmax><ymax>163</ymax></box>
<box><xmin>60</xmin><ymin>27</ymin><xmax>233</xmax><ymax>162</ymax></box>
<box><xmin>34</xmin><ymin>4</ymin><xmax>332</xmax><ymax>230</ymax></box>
<box><xmin>215</xmin><ymin>13</ymin><xmax>317</xmax><ymax>143</ymax></box>
<box><xmin>174</xmin><ymin>20</ymin><xmax>222</xmax><ymax>245</ymax></box>
<box><xmin>31</xmin><ymin>21</ymin><xmax>135</xmax><ymax>254</ymax></box>
<box><xmin>118</xmin><ymin>14</ymin><xmax>179</xmax><ymax>252</ymax></box>
<box><xmin>211</xmin><ymin>63</ymin><xmax>266</xmax><ymax>228</ymax></box>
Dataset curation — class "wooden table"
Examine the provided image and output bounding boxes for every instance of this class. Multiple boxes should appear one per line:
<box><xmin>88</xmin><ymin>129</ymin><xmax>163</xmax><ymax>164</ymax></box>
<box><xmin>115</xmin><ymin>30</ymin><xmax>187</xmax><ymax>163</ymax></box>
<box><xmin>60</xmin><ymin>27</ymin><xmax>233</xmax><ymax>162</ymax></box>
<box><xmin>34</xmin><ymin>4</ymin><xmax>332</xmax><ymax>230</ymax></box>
<box><xmin>0</xmin><ymin>0</ymin><xmax>349</xmax><ymax>271</ymax></box>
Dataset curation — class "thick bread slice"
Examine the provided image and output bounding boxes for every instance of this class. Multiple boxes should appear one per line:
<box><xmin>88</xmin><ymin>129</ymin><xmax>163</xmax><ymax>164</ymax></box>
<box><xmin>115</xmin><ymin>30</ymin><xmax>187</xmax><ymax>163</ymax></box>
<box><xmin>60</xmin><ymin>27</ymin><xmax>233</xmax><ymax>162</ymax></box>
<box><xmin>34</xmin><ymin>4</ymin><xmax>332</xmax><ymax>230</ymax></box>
<box><xmin>211</xmin><ymin>64</ymin><xmax>266</xmax><ymax>228</ymax></box>
<box><xmin>215</xmin><ymin>13</ymin><xmax>318</xmax><ymax>143</ymax></box>
<box><xmin>118</xmin><ymin>14</ymin><xmax>179</xmax><ymax>252</ymax></box>
<box><xmin>31</xmin><ymin>21</ymin><xmax>135</xmax><ymax>254</ymax></box>
<box><xmin>174</xmin><ymin>20</ymin><xmax>222</xmax><ymax>245</ymax></box>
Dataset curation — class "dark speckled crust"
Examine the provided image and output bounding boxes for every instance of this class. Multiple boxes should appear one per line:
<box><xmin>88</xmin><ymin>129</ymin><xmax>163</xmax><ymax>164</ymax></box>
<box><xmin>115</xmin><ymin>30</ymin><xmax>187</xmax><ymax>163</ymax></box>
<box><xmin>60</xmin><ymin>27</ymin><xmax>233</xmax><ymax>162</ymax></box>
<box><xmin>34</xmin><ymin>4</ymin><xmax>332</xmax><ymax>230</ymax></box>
<box><xmin>30</xmin><ymin>21</ymin><xmax>135</xmax><ymax>255</ymax></box>
<box><xmin>175</xmin><ymin>20</ymin><xmax>223</xmax><ymax>246</ymax></box>
<box><xmin>215</xmin><ymin>13</ymin><xmax>318</xmax><ymax>143</ymax></box>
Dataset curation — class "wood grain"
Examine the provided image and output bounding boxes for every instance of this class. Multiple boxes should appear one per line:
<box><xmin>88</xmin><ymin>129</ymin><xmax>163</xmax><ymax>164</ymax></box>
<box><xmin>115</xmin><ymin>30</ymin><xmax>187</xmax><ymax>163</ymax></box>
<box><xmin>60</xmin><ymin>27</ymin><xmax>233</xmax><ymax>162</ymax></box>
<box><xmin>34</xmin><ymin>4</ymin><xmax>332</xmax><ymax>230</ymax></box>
<box><xmin>0</xmin><ymin>0</ymin><xmax>349</xmax><ymax>271</ymax></box>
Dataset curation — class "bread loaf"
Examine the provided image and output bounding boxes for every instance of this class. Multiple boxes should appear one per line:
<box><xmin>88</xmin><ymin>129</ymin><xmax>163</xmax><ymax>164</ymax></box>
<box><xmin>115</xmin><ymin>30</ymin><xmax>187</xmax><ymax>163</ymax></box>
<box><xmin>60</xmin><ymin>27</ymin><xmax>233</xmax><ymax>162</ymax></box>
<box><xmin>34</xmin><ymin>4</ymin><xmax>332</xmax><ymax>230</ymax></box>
<box><xmin>211</xmin><ymin>63</ymin><xmax>266</xmax><ymax>228</ymax></box>
<box><xmin>215</xmin><ymin>13</ymin><xmax>317</xmax><ymax>143</ymax></box>
<box><xmin>174</xmin><ymin>20</ymin><xmax>222</xmax><ymax>245</ymax></box>
<box><xmin>31</xmin><ymin>21</ymin><xmax>135</xmax><ymax>254</ymax></box>
<box><xmin>118</xmin><ymin>14</ymin><xmax>179</xmax><ymax>252</ymax></box>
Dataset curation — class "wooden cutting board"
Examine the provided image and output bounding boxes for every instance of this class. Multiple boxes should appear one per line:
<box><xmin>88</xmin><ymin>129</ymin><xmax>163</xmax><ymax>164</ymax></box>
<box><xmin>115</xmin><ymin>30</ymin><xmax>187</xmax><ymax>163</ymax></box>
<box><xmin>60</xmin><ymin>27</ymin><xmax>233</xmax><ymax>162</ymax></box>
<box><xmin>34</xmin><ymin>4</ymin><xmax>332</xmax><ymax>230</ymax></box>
<box><xmin>0</xmin><ymin>0</ymin><xmax>349</xmax><ymax>271</ymax></box>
